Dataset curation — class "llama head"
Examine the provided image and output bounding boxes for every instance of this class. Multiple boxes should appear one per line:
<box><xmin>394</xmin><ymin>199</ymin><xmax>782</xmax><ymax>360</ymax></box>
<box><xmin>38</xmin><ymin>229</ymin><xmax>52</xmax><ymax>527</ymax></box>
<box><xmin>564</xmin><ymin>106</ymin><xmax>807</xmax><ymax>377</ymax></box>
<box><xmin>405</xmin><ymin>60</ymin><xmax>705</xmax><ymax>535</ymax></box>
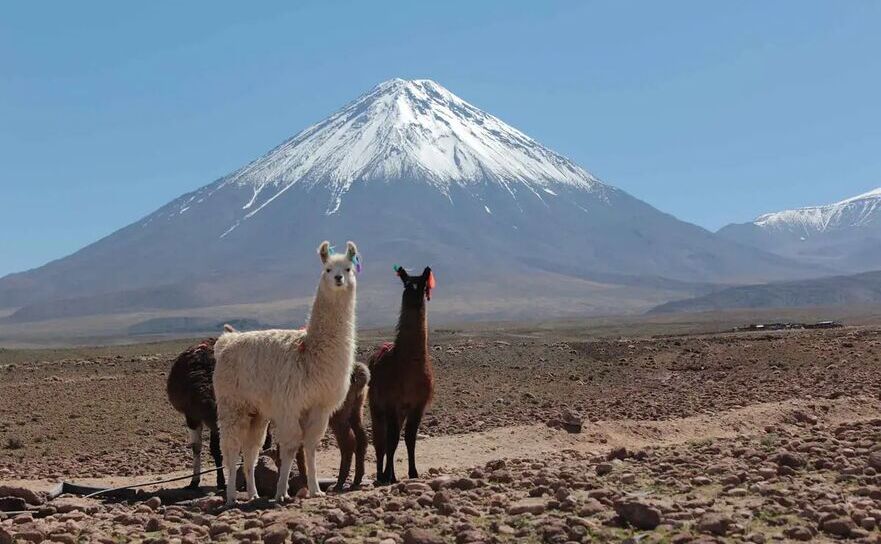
<box><xmin>395</xmin><ymin>265</ymin><xmax>435</xmax><ymax>305</ymax></box>
<box><xmin>318</xmin><ymin>240</ymin><xmax>360</xmax><ymax>292</ymax></box>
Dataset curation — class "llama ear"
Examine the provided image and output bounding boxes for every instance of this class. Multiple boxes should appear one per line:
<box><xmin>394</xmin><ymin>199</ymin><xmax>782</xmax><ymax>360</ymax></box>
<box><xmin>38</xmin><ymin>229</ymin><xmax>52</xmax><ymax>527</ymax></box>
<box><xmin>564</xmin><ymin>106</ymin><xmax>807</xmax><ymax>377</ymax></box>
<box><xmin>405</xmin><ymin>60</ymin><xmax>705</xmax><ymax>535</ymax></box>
<box><xmin>394</xmin><ymin>265</ymin><xmax>409</xmax><ymax>282</ymax></box>
<box><xmin>422</xmin><ymin>266</ymin><xmax>432</xmax><ymax>279</ymax></box>
<box><xmin>318</xmin><ymin>241</ymin><xmax>330</xmax><ymax>264</ymax></box>
<box><xmin>345</xmin><ymin>241</ymin><xmax>358</xmax><ymax>261</ymax></box>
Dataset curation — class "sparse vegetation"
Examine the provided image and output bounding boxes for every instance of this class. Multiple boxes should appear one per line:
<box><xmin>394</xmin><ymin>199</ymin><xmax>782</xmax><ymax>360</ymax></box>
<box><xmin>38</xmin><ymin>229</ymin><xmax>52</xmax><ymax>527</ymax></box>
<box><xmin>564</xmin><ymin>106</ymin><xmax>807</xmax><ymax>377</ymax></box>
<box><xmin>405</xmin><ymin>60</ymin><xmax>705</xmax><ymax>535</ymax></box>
<box><xmin>4</xmin><ymin>436</ymin><xmax>24</xmax><ymax>449</ymax></box>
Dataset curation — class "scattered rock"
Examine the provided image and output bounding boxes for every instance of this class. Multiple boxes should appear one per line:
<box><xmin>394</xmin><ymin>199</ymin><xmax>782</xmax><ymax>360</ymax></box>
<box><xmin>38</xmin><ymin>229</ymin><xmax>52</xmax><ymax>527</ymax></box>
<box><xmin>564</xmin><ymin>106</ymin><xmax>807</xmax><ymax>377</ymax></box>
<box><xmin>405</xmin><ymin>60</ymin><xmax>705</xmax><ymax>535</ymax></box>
<box><xmin>595</xmin><ymin>463</ymin><xmax>614</xmax><ymax>476</ymax></box>
<box><xmin>614</xmin><ymin>500</ymin><xmax>662</xmax><ymax>530</ymax></box>
<box><xmin>0</xmin><ymin>486</ymin><xmax>42</xmax><ymax>506</ymax></box>
<box><xmin>262</xmin><ymin>523</ymin><xmax>289</xmax><ymax>544</ymax></box>
<box><xmin>402</xmin><ymin>527</ymin><xmax>445</xmax><ymax>544</ymax></box>
<box><xmin>697</xmin><ymin>513</ymin><xmax>734</xmax><ymax>536</ymax></box>
<box><xmin>508</xmin><ymin>498</ymin><xmax>547</xmax><ymax>515</ymax></box>
<box><xmin>0</xmin><ymin>496</ymin><xmax>27</xmax><ymax>512</ymax></box>
<box><xmin>820</xmin><ymin>517</ymin><xmax>855</xmax><ymax>537</ymax></box>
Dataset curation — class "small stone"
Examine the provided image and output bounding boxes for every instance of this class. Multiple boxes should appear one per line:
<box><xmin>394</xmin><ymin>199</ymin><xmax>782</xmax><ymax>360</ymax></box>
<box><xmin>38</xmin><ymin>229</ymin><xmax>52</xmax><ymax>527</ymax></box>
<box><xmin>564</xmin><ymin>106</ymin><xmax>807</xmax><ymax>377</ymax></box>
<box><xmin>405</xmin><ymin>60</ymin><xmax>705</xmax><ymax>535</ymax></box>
<box><xmin>508</xmin><ymin>498</ymin><xmax>547</xmax><ymax>515</ymax></box>
<box><xmin>51</xmin><ymin>497</ymin><xmax>100</xmax><ymax>515</ymax></box>
<box><xmin>868</xmin><ymin>451</ymin><xmax>881</xmax><ymax>471</ymax></box>
<box><xmin>0</xmin><ymin>486</ymin><xmax>42</xmax><ymax>506</ymax></box>
<box><xmin>451</xmin><ymin>478</ymin><xmax>478</xmax><ymax>490</ymax></box>
<box><xmin>561</xmin><ymin>409</ymin><xmax>583</xmax><ymax>433</ymax></box>
<box><xmin>402</xmin><ymin>527</ymin><xmax>445</xmax><ymax>544</ymax></box>
<box><xmin>144</xmin><ymin>496</ymin><xmax>162</xmax><ymax>510</ymax></box>
<box><xmin>697</xmin><ymin>513</ymin><xmax>734</xmax><ymax>536</ymax></box>
<box><xmin>820</xmin><ymin>517</ymin><xmax>855</xmax><ymax>537</ymax></box>
<box><xmin>596</xmin><ymin>463</ymin><xmax>614</xmax><ymax>476</ymax></box>
<box><xmin>783</xmin><ymin>526</ymin><xmax>813</xmax><ymax>541</ymax></box>
<box><xmin>145</xmin><ymin>517</ymin><xmax>162</xmax><ymax>532</ymax></box>
<box><xmin>614</xmin><ymin>500</ymin><xmax>661</xmax><ymax>530</ymax></box>
<box><xmin>263</xmin><ymin>523</ymin><xmax>289</xmax><ymax>544</ymax></box>
<box><xmin>0</xmin><ymin>496</ymin><xmax>27</xmax><ymax>512</ymax></box>
<box><xmin>774</xmin><ymin>451</ymin><xmax>806</xmax><ymax>469</ymax></box>
<box><xmin>209</xmin><ymin>521</ymin><xmax>233</xmax><ymax>538</ymax></box>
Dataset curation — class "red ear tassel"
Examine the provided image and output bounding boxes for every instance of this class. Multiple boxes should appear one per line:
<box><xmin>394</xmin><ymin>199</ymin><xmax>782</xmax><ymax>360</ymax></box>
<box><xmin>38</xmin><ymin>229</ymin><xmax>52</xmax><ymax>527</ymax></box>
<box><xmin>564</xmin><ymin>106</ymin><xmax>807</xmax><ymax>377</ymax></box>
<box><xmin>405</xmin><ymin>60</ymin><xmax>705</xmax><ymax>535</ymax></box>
<box><xmin>428</xmin><ymin>271</ymin><xmax>436</xmax><ymax>289</ymax></box>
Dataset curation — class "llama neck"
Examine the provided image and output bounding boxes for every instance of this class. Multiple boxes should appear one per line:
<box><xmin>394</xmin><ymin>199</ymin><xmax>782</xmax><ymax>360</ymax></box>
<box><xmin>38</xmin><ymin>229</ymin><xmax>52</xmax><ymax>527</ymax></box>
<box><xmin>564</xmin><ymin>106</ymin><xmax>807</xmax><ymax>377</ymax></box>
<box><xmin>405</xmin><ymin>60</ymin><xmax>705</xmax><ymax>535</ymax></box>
<box><xmin>394</xmin><ymin>302</ymin><xmax>428</xmax><ymax>360</ymax></box>
<box><xmin>306</xmin><ymin>284</ymin><xmax>356</xmax><ymax>353</ymax></box>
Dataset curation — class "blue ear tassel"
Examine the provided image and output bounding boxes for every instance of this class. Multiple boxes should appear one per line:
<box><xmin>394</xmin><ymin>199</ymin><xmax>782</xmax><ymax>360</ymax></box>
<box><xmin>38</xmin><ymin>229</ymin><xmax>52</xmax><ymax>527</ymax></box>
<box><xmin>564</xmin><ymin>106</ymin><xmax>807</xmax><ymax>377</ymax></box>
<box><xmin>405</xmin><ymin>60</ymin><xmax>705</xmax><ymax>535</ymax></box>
<box><xmin>328</xmin><ymin>245</ymin><xmax>337</xmax><ymax>255</ymax></box>
<box><xmin>352</xmin><ymin>254</ymin><xmax>362</xmax><ymax>274</ymax></box>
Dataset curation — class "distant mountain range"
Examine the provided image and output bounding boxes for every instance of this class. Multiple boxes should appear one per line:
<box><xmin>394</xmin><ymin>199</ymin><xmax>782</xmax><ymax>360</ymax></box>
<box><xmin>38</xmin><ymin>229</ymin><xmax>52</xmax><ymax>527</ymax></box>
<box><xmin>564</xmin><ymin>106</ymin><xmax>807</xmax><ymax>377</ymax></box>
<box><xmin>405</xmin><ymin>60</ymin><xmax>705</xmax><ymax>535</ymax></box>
<box><xmin>718</xmin><ymin>187</ymin><xmax>881</xmax><ymax>273</ymax></box>
<box><xmin>0</xmin><ymin>79</ymin><xmax>875</xmax><ymax>336</ymax></box>
<box><xmin>649</xmin><ymin>270</ymin><xmax>881</xmax><ymax>314</ymax></box>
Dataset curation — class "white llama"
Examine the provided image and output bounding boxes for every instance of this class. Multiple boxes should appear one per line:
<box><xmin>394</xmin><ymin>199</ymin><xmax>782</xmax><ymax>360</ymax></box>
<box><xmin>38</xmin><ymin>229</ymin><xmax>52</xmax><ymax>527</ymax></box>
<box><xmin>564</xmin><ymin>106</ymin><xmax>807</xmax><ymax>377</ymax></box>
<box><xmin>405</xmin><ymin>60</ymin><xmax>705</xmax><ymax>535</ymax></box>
<box><xmin>213</xmin><ymin>241</ymin><xmax>359</xmax><ymax>505</ymax></box>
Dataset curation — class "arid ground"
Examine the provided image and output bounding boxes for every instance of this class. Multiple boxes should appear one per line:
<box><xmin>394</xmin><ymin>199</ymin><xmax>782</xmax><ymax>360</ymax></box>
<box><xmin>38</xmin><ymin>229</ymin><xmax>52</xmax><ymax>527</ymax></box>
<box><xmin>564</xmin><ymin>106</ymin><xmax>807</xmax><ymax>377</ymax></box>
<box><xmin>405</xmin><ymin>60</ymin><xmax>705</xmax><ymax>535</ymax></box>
<box><xmin>2</xmin><ymin>313</ymin><xmax>881</xmax><ymax>543</ymax></box>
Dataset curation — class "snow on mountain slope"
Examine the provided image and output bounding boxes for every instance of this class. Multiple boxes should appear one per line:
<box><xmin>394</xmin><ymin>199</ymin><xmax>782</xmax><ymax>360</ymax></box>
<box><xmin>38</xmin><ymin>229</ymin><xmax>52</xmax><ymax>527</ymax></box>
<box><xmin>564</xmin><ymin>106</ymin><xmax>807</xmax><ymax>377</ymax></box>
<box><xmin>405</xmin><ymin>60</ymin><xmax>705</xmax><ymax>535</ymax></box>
<box><xmin>0</xmin><ymin>78</ymin><xmax>816</xmax><ymax>325</ymax></box>
<box><xmin>205</xmin><ymin>78</ymin><xmax>601</xmax><ymax>219</ymax></box>
<box><xmin>753</xmin><ymin>187</ymin><xmax>881</xmax><ymax>234</ymax></box>
<box><xmin>718</xmin><ymin>187</ymin><xmax>881</xmax><ymax>273</ymax></box>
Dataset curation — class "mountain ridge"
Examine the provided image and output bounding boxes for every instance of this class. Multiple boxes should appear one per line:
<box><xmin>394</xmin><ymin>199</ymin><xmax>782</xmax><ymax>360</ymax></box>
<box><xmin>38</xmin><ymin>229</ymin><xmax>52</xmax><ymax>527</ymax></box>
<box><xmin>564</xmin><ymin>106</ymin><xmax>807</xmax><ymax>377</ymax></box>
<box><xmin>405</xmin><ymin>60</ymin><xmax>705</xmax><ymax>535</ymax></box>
<box><xmin>0</xmin><ymin>79</ymin><xmax>817</xmax><ymax>331</ymax></box>
<box><xmin>718</xmin><ymin>186</ymin><xmax>881</xmax><ymax>273</ymax></box>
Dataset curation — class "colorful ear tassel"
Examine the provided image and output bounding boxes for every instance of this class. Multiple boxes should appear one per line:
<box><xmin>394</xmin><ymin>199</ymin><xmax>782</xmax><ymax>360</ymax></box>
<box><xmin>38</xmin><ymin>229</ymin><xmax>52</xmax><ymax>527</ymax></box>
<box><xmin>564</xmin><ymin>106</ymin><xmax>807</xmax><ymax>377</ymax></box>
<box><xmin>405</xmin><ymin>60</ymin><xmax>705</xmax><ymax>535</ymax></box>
<box><xmin>428</xmin><ymin>271</ymin><xmax>436</xmax><ymax>289</ymax></box>
<box><xmin>352</xmin><ymin>254</ymin><xmax>362</xmax><ymax>274</ymax></box>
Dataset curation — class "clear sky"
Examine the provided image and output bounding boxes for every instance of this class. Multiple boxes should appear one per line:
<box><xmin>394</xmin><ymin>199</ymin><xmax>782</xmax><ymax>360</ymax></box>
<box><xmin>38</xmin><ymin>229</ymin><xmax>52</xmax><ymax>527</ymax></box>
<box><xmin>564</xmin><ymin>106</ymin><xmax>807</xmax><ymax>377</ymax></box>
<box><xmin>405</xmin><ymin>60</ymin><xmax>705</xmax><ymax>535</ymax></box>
<box><xmin>2</xmin><ymin>1</ymin><xmax>880</xmax><ymax>277</ymax></box>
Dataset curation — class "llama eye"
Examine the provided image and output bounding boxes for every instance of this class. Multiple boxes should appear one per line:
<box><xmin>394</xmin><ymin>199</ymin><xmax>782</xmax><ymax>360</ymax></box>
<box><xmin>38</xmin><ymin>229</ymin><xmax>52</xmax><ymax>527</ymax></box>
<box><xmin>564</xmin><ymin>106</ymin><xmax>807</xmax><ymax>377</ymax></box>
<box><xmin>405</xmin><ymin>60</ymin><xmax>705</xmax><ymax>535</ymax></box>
<box><xmin>326</xmin><ymin>268</ymin><xmax>331</xmax><ymax>273</ymax></box>
<box><xmin>346</xmin><ymin>268</ymin><xmax>351</xmax><ymax>272</ymax></box>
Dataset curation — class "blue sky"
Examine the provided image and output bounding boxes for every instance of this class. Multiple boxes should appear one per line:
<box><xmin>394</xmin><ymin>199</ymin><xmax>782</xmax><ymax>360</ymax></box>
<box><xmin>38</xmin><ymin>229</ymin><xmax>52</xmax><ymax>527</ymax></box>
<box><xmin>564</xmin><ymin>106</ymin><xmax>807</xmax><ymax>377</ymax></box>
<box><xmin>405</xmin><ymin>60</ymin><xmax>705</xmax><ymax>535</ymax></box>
<box><xmin>2</xmin><ymin>1</ymin><xmax>880</xmax><ymax>277</ymax></box>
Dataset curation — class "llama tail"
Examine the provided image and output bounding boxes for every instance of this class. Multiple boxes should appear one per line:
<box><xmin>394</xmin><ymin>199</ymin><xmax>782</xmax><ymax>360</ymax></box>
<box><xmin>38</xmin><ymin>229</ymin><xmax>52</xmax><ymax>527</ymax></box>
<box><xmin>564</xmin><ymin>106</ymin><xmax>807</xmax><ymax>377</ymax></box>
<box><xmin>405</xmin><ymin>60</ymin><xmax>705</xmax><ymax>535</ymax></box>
<box><xmin>222</xmin><ymin>324</ymin><xmax>237</xmax><ymax>333</ymax></box>
<box><xmin>350</xmin><ymin>362</ymin><xmax>370</xmax><ymax>390</ymax></box>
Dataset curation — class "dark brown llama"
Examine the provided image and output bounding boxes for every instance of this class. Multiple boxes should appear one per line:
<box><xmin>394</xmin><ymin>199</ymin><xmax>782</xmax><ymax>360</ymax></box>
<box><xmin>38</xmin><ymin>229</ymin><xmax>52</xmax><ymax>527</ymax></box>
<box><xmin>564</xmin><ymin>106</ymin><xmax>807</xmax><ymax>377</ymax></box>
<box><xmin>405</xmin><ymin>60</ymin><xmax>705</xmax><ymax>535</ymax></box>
<box><xmin>368</xmin><ymin>265</ymin><xmax>435</xmax><ymax>484</ymax></box>
<box><xmin>295</xmin><ymin>361</ymin><xmax>370</xmax><ymax>491</ymax></box>
<box><xmin>166</xmin><ymin>338</ymin><xmax>226</xmax><ymax>490</ymax></box>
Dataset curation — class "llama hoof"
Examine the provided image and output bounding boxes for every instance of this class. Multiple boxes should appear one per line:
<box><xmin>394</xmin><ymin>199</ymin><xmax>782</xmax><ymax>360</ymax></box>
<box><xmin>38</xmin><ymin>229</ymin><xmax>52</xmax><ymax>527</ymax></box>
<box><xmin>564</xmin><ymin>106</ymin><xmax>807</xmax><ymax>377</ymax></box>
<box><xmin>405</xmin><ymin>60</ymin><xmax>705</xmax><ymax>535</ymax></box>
<box><xmin>274</xmin><ymin>493</ymin><xmax>290</xmax><ymax>503</ymax></box>
<box><xmin>309</xmin><ymin>489</ymin><xmax>326</xmax><ymax>498</ymax></box>
<box><xmin>185</xmin><ymin>480</ymin><xmax>200</xmax><ymax>490</ymax></box>
<box><xmin>409</xmin><ymin>470</ymin><xmax>419</xmax><ymax>479</ymax></box>
<box><xmin>224</xmin><ymin>499</ymin><xmax>236</xmax><ymax>508</ymax></box>
<box><xmin>332</xmin><ymin>483</ymin><xmax>346</xmax><ymax>493</ymax></box>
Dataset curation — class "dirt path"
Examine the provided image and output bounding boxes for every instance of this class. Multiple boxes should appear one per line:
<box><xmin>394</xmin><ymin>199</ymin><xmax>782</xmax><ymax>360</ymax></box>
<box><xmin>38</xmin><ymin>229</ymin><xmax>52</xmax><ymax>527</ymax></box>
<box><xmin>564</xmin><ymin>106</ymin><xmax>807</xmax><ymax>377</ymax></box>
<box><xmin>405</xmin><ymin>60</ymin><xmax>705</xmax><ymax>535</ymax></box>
<box><xmin>8</xmin><ymin>394</ymin><xmax>878</xmax><ymax>495</ymax></box>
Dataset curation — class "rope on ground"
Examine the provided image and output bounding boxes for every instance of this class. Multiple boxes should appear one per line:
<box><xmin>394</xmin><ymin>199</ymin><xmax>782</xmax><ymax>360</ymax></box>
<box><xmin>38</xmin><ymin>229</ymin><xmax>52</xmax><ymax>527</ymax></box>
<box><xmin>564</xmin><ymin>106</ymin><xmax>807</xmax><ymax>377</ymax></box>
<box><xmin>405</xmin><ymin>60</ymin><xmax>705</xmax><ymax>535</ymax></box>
<box><xmin>83</xmin><ymin>463</ymin><xmax>237</xmax><ymax>499</ymax></box>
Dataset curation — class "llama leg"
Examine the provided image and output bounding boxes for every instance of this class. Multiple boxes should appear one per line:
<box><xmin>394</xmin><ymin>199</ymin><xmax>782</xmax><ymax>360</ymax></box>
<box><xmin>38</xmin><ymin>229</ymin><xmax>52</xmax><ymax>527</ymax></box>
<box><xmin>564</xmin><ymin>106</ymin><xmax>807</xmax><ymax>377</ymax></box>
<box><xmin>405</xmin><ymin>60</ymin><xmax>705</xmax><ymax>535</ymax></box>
<box><xmin>296</xmin><ymin>446</ymin><xmax>307</xmax><ymax>489</ymax></box>
<box><xmin>333</xmin><ymin>424</ymin><xmax>356</xmax><ymax>491</ymax></box>
<box><xmin>208</xmin><ymin>422</ymin><xmax>225</xmax><ymax>490</ymax></box>
<box><xmin>185</xmin><ymin>419</ymin><xmax>203</xmax><ymax>489</ymax></box>
<box><xmin>351</xmin><ymin>414</ymin><xmax>368</xmax><ymax>488</ymax></box>
<box><xmin>218</xmin><ymin>410</ymin><xmax>246</xmax><ymax>506</ymax></box>
<box><xmin>274</xmin><ymin>424</ymin><xmax>303</xmax><ymax>502</ymax></box>
<box><xmin>383</xmin><ymin>410</ymin><xmax>402</xmax><ymax>484</ymax></box>
<box><xmin>404</xmin><ymin>408</ymin><xmax>424</xmax><ymax>479</ymax></box>
<box><xmin>371</xmin><ymin>407</ymin><xmax>387</xmax><ymax>484</ymax></box>
<box><xmin>302</xmin><ymin>407</ymin><xmax>331</xmax><ymax>497</ymax></box>
<box><xmin>242</xmin><ymin>415</ymin><xmax>268</xmax><ymax>500</ymax></box>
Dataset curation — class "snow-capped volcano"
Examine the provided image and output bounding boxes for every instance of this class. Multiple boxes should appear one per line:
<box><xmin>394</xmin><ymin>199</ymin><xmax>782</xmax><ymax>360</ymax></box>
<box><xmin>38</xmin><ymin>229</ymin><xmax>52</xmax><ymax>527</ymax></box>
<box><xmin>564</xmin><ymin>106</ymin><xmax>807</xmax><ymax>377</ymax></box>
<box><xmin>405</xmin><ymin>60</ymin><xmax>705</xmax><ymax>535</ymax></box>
<box><xmin>0</xmin><ymin>79</ymin><xmax>813</xmax><ymax>331</ymax></box>
<box><xmin>192</xmin><ymin>78</ymin><xmax>601</xmax><ymax>226</ymax></box>
<box><xmin>752</xmin><ymin>187</ymin><xmax>881</xmax><ymax>233</ymax></box>
<box><xmin>719</xmin><ymin>187</ymin><xmax>881</xmax><ymax>272</ymax></box>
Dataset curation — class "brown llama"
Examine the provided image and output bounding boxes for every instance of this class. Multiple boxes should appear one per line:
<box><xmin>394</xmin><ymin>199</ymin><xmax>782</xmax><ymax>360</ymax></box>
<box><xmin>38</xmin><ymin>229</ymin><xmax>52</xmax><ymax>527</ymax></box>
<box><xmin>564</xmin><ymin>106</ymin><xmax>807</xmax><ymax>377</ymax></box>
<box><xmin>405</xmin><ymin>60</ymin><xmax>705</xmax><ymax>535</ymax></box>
<box><xmin>166</xmin><ymin>337</ymin><xmax>227</xmax><ymax>490</ymax></box>
<box><xmin>368</xmin><ymin>265</ymin><xmax>435</xmax><ymax>484</ymax></box>
<box><xmin>166</xmin><ymin>332</ymin><xmax>271</xmax><ymax>491</ymax></box>
<box><xmin>294</xmin><ymin>361</ymin><xmax>370</xmax><ymax>491</ymax></box>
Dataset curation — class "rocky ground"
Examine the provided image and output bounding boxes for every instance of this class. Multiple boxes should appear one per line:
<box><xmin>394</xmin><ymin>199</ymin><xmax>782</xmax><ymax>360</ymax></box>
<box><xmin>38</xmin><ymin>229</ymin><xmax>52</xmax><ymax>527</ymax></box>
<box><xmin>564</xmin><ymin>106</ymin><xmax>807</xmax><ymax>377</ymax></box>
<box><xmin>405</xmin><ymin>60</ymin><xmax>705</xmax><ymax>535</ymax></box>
<box><xmin>1</xmin><ymin>322</ymin><xmax>881</xmax><ymax>542</ymax></box>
